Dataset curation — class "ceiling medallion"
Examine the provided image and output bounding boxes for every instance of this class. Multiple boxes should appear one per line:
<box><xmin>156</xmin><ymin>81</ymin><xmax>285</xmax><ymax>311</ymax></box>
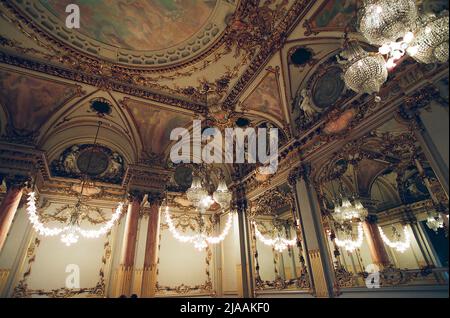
<box><xmin>13</xmin><ymin>0</ymin><xmax>236</xmax><ymax>67</ymax></box>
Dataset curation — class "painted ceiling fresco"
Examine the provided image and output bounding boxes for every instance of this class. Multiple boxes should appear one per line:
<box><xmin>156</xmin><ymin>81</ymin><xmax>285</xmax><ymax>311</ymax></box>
<box><xmin>310</xmin><ymin>0</ymin><xmax>356</xmax><ymax>29</ymax></box>
<box><xmin>241</xmin><ymin>72</ymin><xmax>285</xmax><ymax>123</ymax></box>
<box><xmin>0</xmin><ymin>70</ymin><xmax>79</xmax><ymax>134</ymax></box>
<box><xmin>125</xmin><ymin>100</ymin><xmax>192</xmax><ymax>155</ymax></box>
<box><xmin>41</xmin><ymin>0</ymin><xmax>217</xmax><ymax>51</ymax></box>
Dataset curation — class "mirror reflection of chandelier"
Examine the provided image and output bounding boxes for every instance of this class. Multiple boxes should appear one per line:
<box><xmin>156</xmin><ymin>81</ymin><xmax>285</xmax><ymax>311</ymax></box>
<box><xmin>332</xmin><ymin>196</ymin><xmax>368</xmax><ymax>224</ymax></box>
<box><xmin>26</xmin><ymin>121</ymin><xmax>124</xmax><ymax>246</ymax></box>
<box><xmin>426</xmin><ymin>212</ymin><xmax>445</xmax><ymax>233</ymax></box>
<box><xmin>164</xmin><ymin>167</ymin><xmax>233</xmax><ymax>251</ymax></box>
<box><xmin>333</xmin><ymin>223</ymin><xmax>364</xmax><ymax>253</ymax></box>
<box><xmin>252</xmin><ymin>221</ymin><xmax>297</xmax><ymax>253</ymax></box>
<box><xmin>329</xmin><ymin>163</ymin><xmax>367</xmax><ymax>253</ymax></box>
<box><xmin>379</xmin><ymin>226</ymin><xmax>411</xmax><ymax>253</ymax></box>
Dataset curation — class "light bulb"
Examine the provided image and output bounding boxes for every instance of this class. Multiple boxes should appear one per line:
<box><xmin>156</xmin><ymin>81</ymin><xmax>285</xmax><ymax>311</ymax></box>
<box><xmin>407</xmin><ymin>45</ymin><xmax>419</xmax><ymax>56</ymax></box>
<box><xmin>379</xmin><ymin>44</ymin><xmax>391</xmax><ymax>55</ymax></box>
<box><xmin>404</xmin><ymin>31</ymin><xmax>414</xmax><ymax>43</ymax></box>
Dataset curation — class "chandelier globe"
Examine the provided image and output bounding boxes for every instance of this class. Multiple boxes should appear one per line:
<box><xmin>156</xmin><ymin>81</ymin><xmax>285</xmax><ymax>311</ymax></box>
<box><xmin>407</xmin><ymin>11</ymin><xmax>449</xmax><ymax>64</ymax></box>
<box><xmin>358</xmin><ymin>0</ymin><xmax>418</xmax><ymax>46</ymax></box>
<box><xmin>340</xmin><ymin>41</ymin><xmax>388</xmax><ymax>95</ymax></box>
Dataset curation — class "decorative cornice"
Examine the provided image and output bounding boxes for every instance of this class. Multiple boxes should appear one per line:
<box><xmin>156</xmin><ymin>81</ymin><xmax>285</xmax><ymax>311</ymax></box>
<box><xmin>0</xmin><ymin>51</ymin><xmax>207</xmax><ymax>114</ymax></box>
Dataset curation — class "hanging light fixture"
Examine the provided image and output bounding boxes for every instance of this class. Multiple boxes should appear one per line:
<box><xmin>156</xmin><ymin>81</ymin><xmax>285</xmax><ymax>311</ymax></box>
<box><xmin>339</xmin><ymin>41</ymin><xmax>388</xmax><ymax>95</ymax></box>
<box><xmin>26</xmin><ymin>121</ymin><xmax>124</xmax><ymax>246</ymax></box>
<box><xmin>164</xmin><ymin>206</ymin><xmax>233</xmax><ymax>251</ymax></box>
<box><xmin>332</xmin><ymin>196</ymin><xmax>369</xmax><ymax>224</ymax></box>
<box><xmin>328</xmin><ymin>164</ymin><xmax>368</xmax><ymax>253</ymax></box>
<box><xmin>165</xmin><ymin>168</ymin><xmax>233</xmax><ymax>251</ymax></box>
<box><xmin>407</xmin><ymin>11</ymin><xmax>449</xmax><ymax>64</ymax></box>
<box><xmin>252</xmin><ymin>221</ymin><xmax>297</xmax><ymax>253</ymax></box>
<box><xmin>379</xmin><ymin>225</ymin><xmax>411</xmax><ymax>253</ymax></box>
<box><xmin>358</xmin><ymin>0</ymin><xmax>418</xmax><ymax>46</ymax></box>
<box><xmin>426</xmin><ymin>212</ymin><xmax>445</xmax><ymax>233</ymax></box>
<box><xmin>333</xmin><ymin>223</ymin><xmax>364</xmax><ymax>252</ymax></box>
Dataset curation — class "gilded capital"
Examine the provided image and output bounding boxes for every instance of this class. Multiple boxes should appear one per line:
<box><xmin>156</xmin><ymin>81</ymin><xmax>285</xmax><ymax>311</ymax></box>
<box><xmin>365</xmin><ymin>214</ymin><xmax>378</xmax><ymax>224</ymax></box>
<box><xmin>127</xmin><ymin>190</ymin><xmax>145</xmax><ymax>203</ymax></box>
<box><xmin>147</xmin><ymin>191</ymin><xmax>164</xmax><ymax>206</ymax></box>
<box><xmin>5</xmin><ymin>175</ymin><xmax>31</xmax><ymax>190</ymax></box>
<box><xmin>288</xmin><ymin>163</ymin><xmax>311</xmax><ymax>186</ymax></box>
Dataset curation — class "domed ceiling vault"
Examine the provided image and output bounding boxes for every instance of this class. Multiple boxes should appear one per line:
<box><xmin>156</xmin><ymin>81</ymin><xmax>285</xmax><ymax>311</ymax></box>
<box><xmin>0</xmin><ymin>0</ymin><xmax>308</xmax><ymax>113</ymax></box>
<box><xmin>0</xmin><ymin>0</ymin><xmax>448</xmax><ymax>194</ymax></box>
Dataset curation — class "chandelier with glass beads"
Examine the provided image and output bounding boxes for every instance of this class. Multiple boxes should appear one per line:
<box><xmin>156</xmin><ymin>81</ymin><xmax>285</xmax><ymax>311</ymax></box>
<box><xmin>333</xmin><ymin>223</ymin><xmax>364</xmax><ymax>253</ymax></box>
<box><xmin>408</xmin><ymin>11</ymin><xmax>449</xmax><ymax>64</ymax></box>
<box><xmin>339</xmin><ymin>40</ymin><xmax>388</xmax><ymax>96</ymax></box>
<box><xmin>331</xmin><ymin>196</ymin><xmax>367</xmax><ymax>252</ymax></box>
<box><xmin>27</xmin><ymin>192</ymin><xmax>123</xmax><ymax>246</ymax></box>
<box><xmin>358</xmin><ymin>0</ymin><xmax>418</xmax><ymax>46</ymax></box>
<box><xmin>164</xmin><ymin>169</ymin><xmax>233</xmax><ymax>251</ymax></box>
<box><xmin>26</xmin><ymin>121</ymin><xmax>124</xmax><ymax>246</ymax></box>
<box><xmin>328</xmin><ymin>161</ymin><xmax>369</xmax><ymax>253</ymax></box>
<box><xmin>332</xmin><ymin>196</ymin><xmax>369</xmax><ymax>225</ymax></box>
<box><xmin>341</xmin><ymin>1</ymin><xmax>448</xmax><ymax>97</ymax></box>
<box><xmin>426</xmin><ymin>212</ymin><xmax>445</xmax><ymax>233</ymax></box>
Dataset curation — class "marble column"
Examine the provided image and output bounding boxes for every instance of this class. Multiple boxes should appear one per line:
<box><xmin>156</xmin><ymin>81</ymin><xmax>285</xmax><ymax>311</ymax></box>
<box><xmin>116</xmin><ymin>191</ymin><xmax>143</xmax><ymax>297</ymax></box>
<box><xmin>362</xmin><ymin>215</ymin><xmax>390</xmax><ymax>268</ymax></box>
<box><xmin>141</xmin><ymin>192</ymin><xmax>163</xmax><ymax>298</ymax></box>
<box><xmin>414</xmin><ymin>101</ymin><xmax>449</xmax><ymax>196</ymax></box>
<box><xmin>0</xmin><ymin>176</ymin><xmax>30</xmax><ymax>252</ymax></box>
<box><xmin>288</xmin><ymin>164</ymin><xmax>336</xmax><ymax>298</ymax></box>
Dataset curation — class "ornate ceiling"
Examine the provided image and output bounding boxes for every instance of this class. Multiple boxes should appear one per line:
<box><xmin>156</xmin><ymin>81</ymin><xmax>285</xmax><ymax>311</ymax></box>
<box><xmin>0</xmin><ymin>0</ymin><xmax>448</xmax><ymax>194</ymax></box>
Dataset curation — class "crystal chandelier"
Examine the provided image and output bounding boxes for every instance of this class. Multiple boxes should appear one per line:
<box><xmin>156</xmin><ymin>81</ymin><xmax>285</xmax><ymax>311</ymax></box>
<box><xmin>252</xmin><ymin>221</ymin><xmax>297</xmax><ymax>253</ymax></box>
<box><xmin>407</xmin><ymin>11</ymin><xmax>449</xmax><ymax>64</ymax></box>
<box><xmin>358</xmin><ymin>0</ymin><xmax>418</xmax><ymax>46</ymax></box>
<box><xmin>426</xmin><ymin>213</ymin><xmax>445</xmax><ymax>233</ymax></box>
<box><xmin>332</xmin><ymin>197</ymin><xmax>369</xmax><ymax>224</ymax></box>
<box><xmin>26</xmin><ymin>120</ymin><xmax>124</xmax><ymax>246</ymax></box>
<box><xmin>27</xmin><ymin>192</ymin><xmax>123</xmax><ymax>246</ymax></box>
<box><xmin>165</xmin><ymin>168</ymin><xmax>233</xmax><ymax>251</ymax></box>
<box><xmin>339</xmin><ymin>41</ymin><xmax>388</xmax><ymax>95</ymax></box>
<box><xmin>330</xmin><ymin>198</ymin><xmax>367</xmax><ymax>253</ymax></box>
<box><xmin>379</xmin><ymin>226</ymin><xmax>411</xmax><ymax>253</ymax></box>
<box><xmin>164</xmin><ymin>206</ymin><xmax>233</xmax><ymax>251</ymax></box>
